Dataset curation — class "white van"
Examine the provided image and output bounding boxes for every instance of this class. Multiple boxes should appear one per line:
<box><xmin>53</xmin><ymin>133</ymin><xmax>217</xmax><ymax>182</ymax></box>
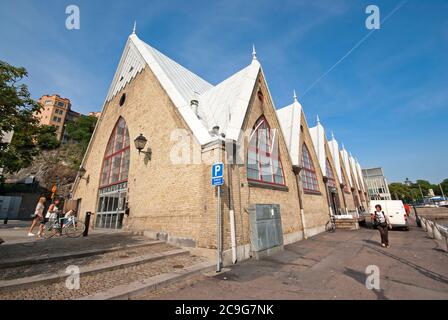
<box><xmin>369</xmin><ymin>200</ymin><xmax>409</xmax><ymax>230</ymax></box>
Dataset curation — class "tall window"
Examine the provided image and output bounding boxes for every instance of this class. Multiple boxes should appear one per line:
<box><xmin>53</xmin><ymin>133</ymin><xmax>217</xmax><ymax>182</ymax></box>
<box><xmin>341</xmin><ymin>168</ymin><xmax>350</xmax><ymax>193</ymax></box>
<box><xmin>100</xmin><ymin>118</ymin><xmax>130</xmax><ymax>187</ymax></box>
<box><xmin>326</xmin><ymin>159</ymin><xmax>337</xmax><ymax>188</ymax></box>
<box><xmin>301</xmin><ymin>144</ymin><xmax>319</xmax><ymax>192</ymax></box>
<box><xmin>247</xmin><ymin>116</ymin><xmax>285</xmax><ymax>185</ymax></box>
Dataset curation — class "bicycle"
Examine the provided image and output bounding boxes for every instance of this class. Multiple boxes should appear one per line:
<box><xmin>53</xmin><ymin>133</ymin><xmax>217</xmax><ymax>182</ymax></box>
<box><xmin>43</xmin><ymin>215</ymin><xmax>86</xmax><ymax>239</ymax></box>
<box><xmin>325</xmin><ymin>214</ymin><xmax>336</xmax><ymax>233</ymax></box>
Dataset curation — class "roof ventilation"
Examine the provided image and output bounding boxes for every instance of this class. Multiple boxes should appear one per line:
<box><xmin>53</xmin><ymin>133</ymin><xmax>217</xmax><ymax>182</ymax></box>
<box><xmin>211</xmin><ymin>125</ymin><xmax>220</xmax><ymax>136</ymax></box>
<box><xmin>190</xmin><ymin>99</ymin><xmax>199</xmax><ymax>117</ymax></box>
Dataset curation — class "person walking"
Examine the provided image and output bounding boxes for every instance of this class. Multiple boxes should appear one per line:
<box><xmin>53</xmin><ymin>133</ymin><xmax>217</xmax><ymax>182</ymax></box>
<box><xmin>373</xmin><ymin>204</ymin><xmax>392</xmax><ymax>248</ymax></box>
<box><xmin>37</xmin><ymin>199</ymin><xmax>61</xmax><ymax>238</ymax></box>
<box><xmin>28</xmin><ymin>197</ymin><xmax>46</xmax><ymax>237</ymax></box>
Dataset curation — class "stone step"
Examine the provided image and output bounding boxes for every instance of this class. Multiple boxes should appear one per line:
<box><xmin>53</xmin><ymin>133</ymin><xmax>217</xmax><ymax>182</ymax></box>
<box><xmin>0</xmin><ymin>250</ymin><xmax>211</xmax><ymax>300</ymax></box>
<box><xmin>0</xmin><ymin>240</ymin><xmax>164</xmax><ymax>269</ymax></box>
<box><xmin>80</xmin><ymin>261</ymin><xmax>215</xmax><ymax>300</ymax></box>
<box><xmin>0</xmin><ymin>248</ymin><xmax>189</xmax><ymax>291</ymax></box>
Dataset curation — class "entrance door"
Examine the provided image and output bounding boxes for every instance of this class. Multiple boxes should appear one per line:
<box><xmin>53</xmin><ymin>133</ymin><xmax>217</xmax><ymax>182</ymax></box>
<box><xmin>96</xmin><ymin>183</ymin><xmax>127</xmax><ymax>230</ymax></box>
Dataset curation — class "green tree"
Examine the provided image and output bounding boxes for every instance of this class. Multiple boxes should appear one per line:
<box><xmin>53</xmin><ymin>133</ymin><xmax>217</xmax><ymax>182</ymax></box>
<box><xmin>0</xmin><ymin>61</ymin><xmax>42</xmax><ymax>175</ymax></box>
<box><xmin>65</xmin><ymin>115</ymin><xmax>97</xmax><ymax>152</ymax></box>
<box><xmin>36</xmin><ymin>125</ymin><xmax>60</xmax><ymax>150</ymax></box>
<box><xmin>439</xmin><ymin>179</ymin><xmax>448</xmax><ymax>196</ymax></box>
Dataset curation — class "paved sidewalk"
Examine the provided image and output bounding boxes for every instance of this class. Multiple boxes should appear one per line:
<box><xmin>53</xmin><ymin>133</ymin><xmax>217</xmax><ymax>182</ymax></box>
<box><xmin>139</xmin><ymin>226</ymin><xmax>448</xmax><ymax>300</ymax></box>
<box><xmin>0</xmin><ymin>227</ymin><xmax>150</xmax><ymax>263</ymax></box>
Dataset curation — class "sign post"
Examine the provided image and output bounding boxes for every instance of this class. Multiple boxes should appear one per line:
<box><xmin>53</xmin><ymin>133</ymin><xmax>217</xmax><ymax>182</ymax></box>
<box><xmin>212</xmin><ymin>163</ymin><xmax>224</xmax><ymax>273</ymax></box>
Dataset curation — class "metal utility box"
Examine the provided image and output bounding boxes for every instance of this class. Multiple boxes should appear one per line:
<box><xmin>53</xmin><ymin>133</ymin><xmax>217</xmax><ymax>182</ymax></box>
<box><xmin>248</xmin><ymin>204</ymin><xmax>283</xmax><ymax>257</ymax></box>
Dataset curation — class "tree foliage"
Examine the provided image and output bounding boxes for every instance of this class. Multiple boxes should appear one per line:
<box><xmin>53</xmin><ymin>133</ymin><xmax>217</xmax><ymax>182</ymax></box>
<box><xmin>65</xmin><ymin>115</ymin><xmax>97</xmax><ymax>152</ymax></box>
<box><xmin>36</xmin><ymin>125</ymin><xmax>60</xmax><ymax>150</ymax></box>
<box><xmin>0</xmin><ymin>61</ymin><xmax>42</xmax><ymax>174</ymax></box>
<box><xmin>389</xmin><ymin>179</ymin><xmax>448</xmax><ymax>203</ymax></box>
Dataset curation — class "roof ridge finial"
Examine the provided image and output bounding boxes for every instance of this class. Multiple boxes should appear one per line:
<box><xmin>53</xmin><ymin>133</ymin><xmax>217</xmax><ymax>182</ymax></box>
<box><xmin>252</xmin><ymin>44</ymin><xmax>257</xmax><ymax>61</ymax></box>
<box><xmin>293</xmin><ymin>90</ymin><xmax>298</xmax><ymax>102</ymax></box>
<box><xmin>132</xmin><ymin>21</ymin><xmax>137</xmax><ymax>34</ymax></box>
<box><xmin>317</xmin><ymin>114</ymin><xmax>321</xmax><ymax>125</ymax></box>
<box><xmin>331</xmin><ymin>131</ymin><xmax>335</xmax><ymax>140</ymax></box>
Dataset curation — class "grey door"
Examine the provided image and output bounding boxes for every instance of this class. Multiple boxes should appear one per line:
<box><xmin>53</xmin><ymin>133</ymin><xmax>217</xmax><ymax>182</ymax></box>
<box><xmin>249</xmin><ymin>204</ymin><xmax>283</xmax><ymax>252</ymax></box>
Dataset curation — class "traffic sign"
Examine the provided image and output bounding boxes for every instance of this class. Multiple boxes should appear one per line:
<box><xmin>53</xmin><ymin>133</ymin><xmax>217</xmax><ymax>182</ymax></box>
<box><xmin>212</xmin><ymin>163</ymin><xmax>224</xmax><ymax>186</ymax></box>
<box><xmin>212</xmin><ymin>177</ymin><xmax>224</xmax><ymax>187</ymax></box>
<box><xmin>212</xmin><ymin>163</ymin><xmax>224</xmax><ymax>179</ymax></box>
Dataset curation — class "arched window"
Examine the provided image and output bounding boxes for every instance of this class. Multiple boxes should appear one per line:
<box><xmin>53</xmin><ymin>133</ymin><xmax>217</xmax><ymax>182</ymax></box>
<box><xmin>326</xmin><ymin>159</ymin><xmax>336</xmax><ymax>188</ymax></box>
<box><xmin>100</xmin><ymin>118</ymin><xmax>130</xmax><ymax>187</ymax></box>
<box><xmin>301</xmin><ymin>144</ymin><xmax>319</xmax><ymax>192</ymax></box>
<box><xmin>341</xmin><ymin>168</ymin><xmax>350</xmax><ymax>193</ymax></box>
<box><xmin>247</xmin><ymin>116</ymin><xmax>285</xmax><ymax>185</ymax></box>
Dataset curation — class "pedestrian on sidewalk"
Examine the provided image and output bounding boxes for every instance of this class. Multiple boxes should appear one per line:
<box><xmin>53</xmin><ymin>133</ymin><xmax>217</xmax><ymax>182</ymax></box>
<box><xmin>373</xmin><ymin>204</ymin><xmax>392</xmax><ymax>248</ymax></box>
<box><xmin>37</xmin><ymin>199</ymin><xmax>61</xmax><ymax>238</ymax></box>
<box><xmin>28</xmin><ymin>197</ymin><xmax>46</xmax><ymax>237</ymax></box>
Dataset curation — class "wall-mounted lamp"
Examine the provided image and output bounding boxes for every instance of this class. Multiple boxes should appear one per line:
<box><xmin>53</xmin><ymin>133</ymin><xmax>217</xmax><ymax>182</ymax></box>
<box><xmin>78</xmin><ymin>167</ymin><xmax>90</xmax><ymax>184</ymax></box>
<box><xmin>134</xmin><ymin>134</ymin><xmax>152</xmax><ymax>161</ymax></box>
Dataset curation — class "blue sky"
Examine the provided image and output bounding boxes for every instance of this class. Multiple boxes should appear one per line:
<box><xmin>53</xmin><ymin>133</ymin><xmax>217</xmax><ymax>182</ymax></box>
<box><xmin>1</xmin><ymin>0</ymin><xmax>447</xmax><ymax>183</ymax></box>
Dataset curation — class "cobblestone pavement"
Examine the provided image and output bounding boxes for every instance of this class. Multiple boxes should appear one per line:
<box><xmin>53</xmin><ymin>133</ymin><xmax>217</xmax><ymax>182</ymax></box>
<box><xmin>137</xmin><ymin>226</ymin><xmax>448</xmax><ymax>300</ymax></box>
<box><xmin>0</xmin><ymin>229</ymin><xmax>150</xmax><ymax>262</ymax></box>
<box><xmin>0</xmin><ymin>254</ymin><xmax>207</xmax><ymax>300</ymax></box>
<box><xmin>0</xmin><ymin>242</ymin><xmax>176</xmax><ymax>281</ymax></box>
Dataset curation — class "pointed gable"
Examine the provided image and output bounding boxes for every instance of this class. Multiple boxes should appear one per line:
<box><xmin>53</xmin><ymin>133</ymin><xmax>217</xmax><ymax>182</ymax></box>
<box><xmin>197</xmin><ymin>60</ymin><xmax>260</xmax><ymax>141</ymax></box>
<box><xmin>340</xmin><ymin>147</ymin><xmax>353</xmax><ymax>188</ymax></box>
<box><xmin>309</xmin><ymin>119</ymin><xmax>326</xmax><ymax>176</ymax></box>
<box><xmin>276</xmin><ymin>98</ymin><xmax>302</xmax><ymax>166</ymax></box>
<box><xmin>349</xmin><ymin>154</ymin><xmax>360</xmax><ymax>190</ymax></box>
<box><xmin>328</xmin><ymin>136</ymin><xmax>342</xmax><ymax>183</ymax></box>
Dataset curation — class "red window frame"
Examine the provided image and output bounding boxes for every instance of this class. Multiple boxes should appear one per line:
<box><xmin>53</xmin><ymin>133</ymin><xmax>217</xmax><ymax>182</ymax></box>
<box><xmin>247</xmin><ymin>116</ymin><xmax>286</xmax><ymax>186</ymax></box>
<box><xmin>100</xmin><ymin>118</ymin><xmax>130</xmax><ymax>188</ymax></box>
<box><xmin>301</xmin><ymin>144</ymin><xmax>320</xmax><ymax>192</ymax></box>
<box><xmin>326</xmin><ymin>159</ymin><xmax>336</xmax><ymax>188</ymax></box>
<box><xmin>341</xmin><ymin>167</ymin><xmax>351</xmax><ymax>194</ymax></box>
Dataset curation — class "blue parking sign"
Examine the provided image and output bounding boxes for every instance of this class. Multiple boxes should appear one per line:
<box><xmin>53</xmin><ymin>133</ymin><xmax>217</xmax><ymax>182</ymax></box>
<box><xmin>212</xmin><ymin>163</ymin><xmax>224</xmax><ymax>186</ymax></box>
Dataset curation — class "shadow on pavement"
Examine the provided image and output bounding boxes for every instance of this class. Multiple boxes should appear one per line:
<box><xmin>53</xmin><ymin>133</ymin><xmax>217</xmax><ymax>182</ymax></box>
<box><xmin>343</xmin><ymin>267</ymin><xmax>388</xmax><ymax>300</ymax></box>
<box><xmin>366</xmin><ymin>245</ymin><xmax>448</xmax><ymax>285</ymax></box>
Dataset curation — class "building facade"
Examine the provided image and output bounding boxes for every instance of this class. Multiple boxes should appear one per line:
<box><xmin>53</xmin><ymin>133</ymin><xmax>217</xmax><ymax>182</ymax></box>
<box><xmin>362</xmin><ymin>167</ymin><xmax>392</xmax><ymax>200</ymax></box>
<box><xmin>71</xmin><ymin>31</ymin><xmax>369</xmax><ymax>263</ymax></box>
<box><xmin>36</xmin><ymin>94</ymin><xmax>81</xmax><ymax>142</ymax></box>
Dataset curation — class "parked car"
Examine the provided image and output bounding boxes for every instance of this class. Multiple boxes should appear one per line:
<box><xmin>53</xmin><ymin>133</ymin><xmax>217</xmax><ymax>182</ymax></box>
<box><xmin>369</xmin><ymin>200</ymin><xmax>409</xmax><ymax>231</ymax></box>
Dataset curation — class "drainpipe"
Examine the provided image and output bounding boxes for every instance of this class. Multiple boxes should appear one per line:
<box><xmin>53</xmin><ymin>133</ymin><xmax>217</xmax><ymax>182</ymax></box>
<box><xmin>323</xmin><ymin>176</ymin><xmax>333</xmax><ymax>217</ymax></box>
<box><xmin>293</xmin><ymin>165</ymin><xmax>307</xmax><ymax>239</ymax></box>
<box><xmin>340</xmin><ymin>183</ymin><xmax>348</xmax><ymax>215</ymax></box>
<box><xmin>226</xmin><ymin>140</ymin><xmax>237</xmax><ymax>264</ymax></box>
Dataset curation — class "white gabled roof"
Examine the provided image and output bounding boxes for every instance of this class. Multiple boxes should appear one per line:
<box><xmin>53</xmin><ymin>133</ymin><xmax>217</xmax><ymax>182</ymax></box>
<box><xmin>340</xmin><ymin>147</ymin><xmax>353</xmax><ymax>188</ymax></box>
<box><xmin>197</xmin><ymin>60</ymin><xmax>261</xmax><ymax>141</ymax></box>
<box><xmin>355</xmin><ymin>159</ymin><xmax>365</xmax><ymax>191</ymax></box>
<box><xmin>103</xmin><ymin>34</ymin><xmax>267</xmax><ymax>146</ymax></box>
<box><xmin>309</xmin><ymin>117</ymin><xmax>326</xmax><ymax>176</ymax></box>
<box><xmin>349</xmin><ymin>154</ymin><xmax>360</xmax><ymax>190</ymax></box>
<box><xmin>328</xmin><ymin>135</ymin><xmax>342</xmax><ymax>183</ymax></box>
<box><xmin>276</xmin><ymin>97</ymin><xmax>302</xmax><ymax>166</ymax></box>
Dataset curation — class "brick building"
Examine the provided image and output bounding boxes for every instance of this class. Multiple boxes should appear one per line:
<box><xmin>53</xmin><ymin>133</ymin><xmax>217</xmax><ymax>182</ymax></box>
<box><xmin>36</xmin><ymin>94</ymin><xmax>81</xmax><ymax>142</ymax></box>
<box><xmin>71</xmin><ymin>31</ymin><xmax>368</xmax><ymax>263</ymax></box>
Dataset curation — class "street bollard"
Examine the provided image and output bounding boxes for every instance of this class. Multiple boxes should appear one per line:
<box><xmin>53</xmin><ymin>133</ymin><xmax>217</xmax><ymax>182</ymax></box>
<box><xmin>83</xmin><ymin>212</ymin><xmax>92</xmax><ymax>237</ymax></box>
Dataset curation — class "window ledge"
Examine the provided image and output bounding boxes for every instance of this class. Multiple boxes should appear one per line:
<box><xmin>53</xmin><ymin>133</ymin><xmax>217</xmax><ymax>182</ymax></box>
<box><xmin>303</xmin><ymin>190</ymin><xmax>322</xmax><ymax>196</ymax></box>
<box><xmin>248</xmin><ymin>180</ymin><xmax>289</xmax><ymax>192</ymax></box>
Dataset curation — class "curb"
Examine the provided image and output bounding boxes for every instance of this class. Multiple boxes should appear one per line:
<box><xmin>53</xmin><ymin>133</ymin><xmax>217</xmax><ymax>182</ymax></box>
<box><xmin>0</xmin><ymin>240</ymin><xmax>164</xmax><ymax>269</ymax></box>
<box><xmin>0</xmin><ymin>248</ymin><xmax>189</xmax><ymax>291</ymax></box>
<box><xmin>79</xmin><ymin>261</ymin><xmax>215</xmax><ymax>300</ymax></box>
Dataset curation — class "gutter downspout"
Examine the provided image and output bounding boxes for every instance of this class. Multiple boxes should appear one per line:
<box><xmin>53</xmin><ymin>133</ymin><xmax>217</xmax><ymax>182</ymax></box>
<box><xmin>226</xmin><ymin>140</ymin><xmax>237</xmax><ymax>264</ymax></box>
<box><xmin>293</xmin><ymin>165</ymin><xmax>307</xmax><ymax>239</ymax></box>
